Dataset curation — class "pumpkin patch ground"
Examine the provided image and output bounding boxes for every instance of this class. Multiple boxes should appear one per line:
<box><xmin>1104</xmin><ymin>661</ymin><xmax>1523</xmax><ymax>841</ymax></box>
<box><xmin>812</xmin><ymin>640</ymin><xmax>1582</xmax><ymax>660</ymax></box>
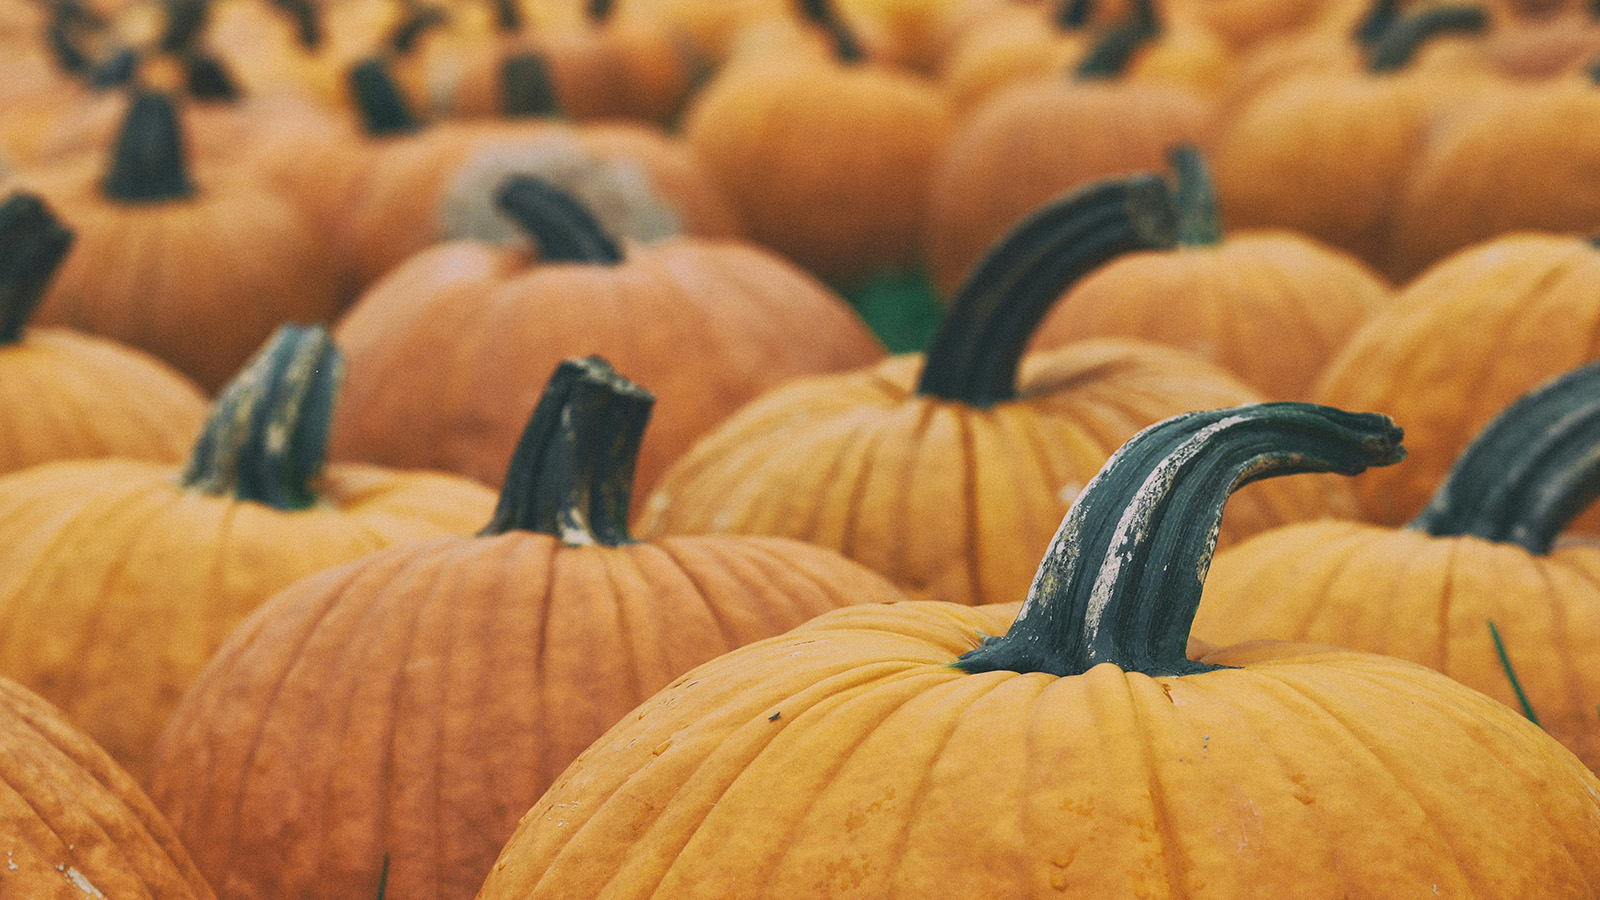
<box><xmin>4</xmin><ymin>0</ymin><xmax>1600</xmax><ymax>895</ymax></box>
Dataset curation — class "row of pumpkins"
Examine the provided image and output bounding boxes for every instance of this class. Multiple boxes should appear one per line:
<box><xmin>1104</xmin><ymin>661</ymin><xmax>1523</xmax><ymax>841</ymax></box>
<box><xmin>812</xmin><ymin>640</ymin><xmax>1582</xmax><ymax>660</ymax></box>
<box><xmin>3</xmin><ymin>0</ymin><xmax>1600</xmax><ymax>895</ymax></box>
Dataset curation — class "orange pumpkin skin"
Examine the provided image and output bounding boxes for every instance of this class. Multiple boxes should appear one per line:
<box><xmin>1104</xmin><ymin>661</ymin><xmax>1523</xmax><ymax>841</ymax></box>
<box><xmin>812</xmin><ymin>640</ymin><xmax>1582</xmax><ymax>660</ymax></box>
<box><xmin>330</xmin><ymin>229</ymin><xmax>882</xmax><ymax>498</ymax></box>
<box><xmin>0</xmin><ymin>676</ymin><xmax>216</xmax><ymax>900</ymax></box>
<box><xmin>1314</xmin><ymin>234</ymin><xmax>1600</xmax><ymax>528</ymax></box>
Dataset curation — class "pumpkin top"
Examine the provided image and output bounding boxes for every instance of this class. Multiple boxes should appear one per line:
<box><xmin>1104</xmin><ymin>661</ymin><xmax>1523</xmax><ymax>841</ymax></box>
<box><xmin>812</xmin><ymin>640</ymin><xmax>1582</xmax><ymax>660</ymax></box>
<box><xmin>1168</xmin><ymin>143</ymin><xmax>1220</xmax><ymax>247</ymax></box>
<box><xmin>1411</xmin><ymin>360</ymin><xmax>1600</xmax><ymax>555</ymax></box>
<box><xmin>1074</xmin><ymin>0</ymin><xmax>1158</xmax><ymax>80</ymax></box>
<box><xmin>1365</xmin><ymin>5</ymin><xmax>1489</xmax><ymax>73</ymax></box>
<box><xmin>102</xmin><ymin>90</ymin><xmax>196</xmax><ymax>203</ymax></box>
<box><xmin>916</xmin><ymin>174</ymin><xmax>1176</xmax><ymax>406</ymax></box>
<box><xmin>0</xmin><ymin>192</ymin><xmax>73</xmax><ymax>346</ymax></box>
<box><xmin>956</xmin><ymin>402</ymin><xmax>1404</xmax><ymax>677</ymax></box>
<box><xmin>494</xmin><ymin>175</ymin><xmax>625</xmax><ymax>264</ymax></box>
<box><xmin>480</xmin><ymin>356</ymin><xmax>654</xmax><ymax>545</ymax></box>
<box><xmin>180</xmin><ymin>324</ymin><xmax>343</xmax><ymax>510</ymax></box>
<box><xmin>348</xmin><ymin>57</ymin><xmax>422</xmax><ymax>136</ymax></box>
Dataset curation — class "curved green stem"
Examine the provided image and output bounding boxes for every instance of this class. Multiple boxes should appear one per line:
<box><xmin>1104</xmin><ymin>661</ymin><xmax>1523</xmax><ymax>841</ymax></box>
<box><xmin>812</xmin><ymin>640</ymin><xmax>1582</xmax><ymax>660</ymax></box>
<box><xmin>46</xmin><ymin>0</ymin><xmax>106</xmax><ymax>75</ymax></box>
<box><xmin>1366</xmin><ymin>5</ymin><xmax>1488</xmax><ymax>73</ymax></box>
<box><xmin>480</xmin><ymin>356</ymin><xmax>653</xmax><ymax>544</ymax></box>
<box><xmin>1169</xmin><ymin>144</ymin><xmax>1221</xmax><ymax>247</ymax></box>
<box><xmin>181</xmin><ymin>325</ymin><xmax>343</xmax><ymax>510</ymax></box>
<box><xmin>0</xmin><ymin>193</ymin><xmax>74</xmax><ymax>346</ymax></box>
<box><xmin>1054</xmin><ymin>0</ymin><xmax>1093</xmax><ymax>29</ymax></box>
<box><xmin>186</xmin><ymin>53</ymin><xmax>241</xmax><ymax>101</ymax></box>
<box><xmin>269</xmin><ymin>0</ymin><xmax>323</xmax><ymax>49</ymax></box>
<box><xmin>916</xmin><ymin>174</ymin><xmax>1176</xmax><ymax>406</ymax></box>
<box><xmin>102</xmin><ymin>91</ymin><xmax>195</xmax><ymax>203</ymax></box>
<box><xmin>1074</xmin><ymin>0</ymin><xmax>1158</xmax><ymax>80</ymax></box>
<box><xmin>957</xmin><ymin>403</ymin><xmax>1405</xmax><ymax>677</ymax></box>
<box><xmin>501</xmin><ymin>52</ymin><xmax>561</xmax><ymax>118</ymax></box>
<box><xmin>495</xmin><ymin>176</ymin><xmax>624</xmax><ymax>264</ymax></box>
<box><xmin>87</xmin><ymin>47</ymin><xmax>138</xmax><ymax>88</ymax></box>
<box><xmin>797</xmin><ymin>0</ymin><xmax>864</xmax><ymax>63</ymax></box>
<box><xmin>1352</xmin><ymin>0</ymin><xmax>1400</xmax><ymax>46</ymax></box>
<box><xmin>389</xmin><ymin>2</ymin><xmax>448</xmax><ymax>54</ymax></box>
<box><xmin>348</xmin><ymin>57</ymin><xmax>420</xmax><ymax>135</ymax></box>
<box><xmin>1410</xmin><ymin>361</ymin><xmax>1600</xmax><ymax>555</ymax></box>
<box><xmin>159</xmin><ymin>0</ymin><xmax>210</xmax><ymax>54</ymax></box>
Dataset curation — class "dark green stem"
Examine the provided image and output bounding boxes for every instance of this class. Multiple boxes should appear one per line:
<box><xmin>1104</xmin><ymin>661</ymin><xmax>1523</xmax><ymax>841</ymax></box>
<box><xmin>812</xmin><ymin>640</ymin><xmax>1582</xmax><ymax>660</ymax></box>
<box><xmin>102</xmin><ymin>91</ymin><xmax>195</xmax><ymax>203</ymax></box>
<box><xmin>495</xmin><ymin>176</ymin><xmax>624</xmax><ymax>264</ymax></box>
<box><xmin>587</xmin><ymin>0</ymin><xmax>613</xmax><ymax>23</ymax></box>
<box><xmin>1352</xmin><ymin>0</ymin><xmax>1400</xmax><ymax>46</ymax></box>
<box><xmin>1168</xmin><ymin>144</ymin><xmax>1221</xmax><ymax>247</ymax></box>
<box><xmin>45</xmin><ymin>0</ymin><xmax>106</xmax><ymax>75</ymax></box>
<box><xmin>389</xmin><ymin>2</ymin><xmax>448</xmax><ymax>54</ymax></box>
<box><xmin>1367</xmin><ymin>5</ymin><xmax>1489</xmax><ymax>73</ymax></box>
<box><xmin>186</xmin><ymin>53</ymin><xmax>241</xmax><ymax>101</ymax></box>
<box><xmin>956</xmin><ymin>404</ymin><xmax>1405</xmax><ymax>677</ymax></box>
<box><xmin>797</xmin><ymin>0</ymin><xmax>863</xmax><ymax>63</ymax></box>
<box><xmin>916</xmin><ymin>175</ymin><xmax>1176</xmax><ymax>406</ymax></box>
<box><xmin>87</xmin><ymin>47</ymin><xmax>138</xmax><ymax>88</ymax></box>
<box><xmin>180</xmin><ymin>325</ymin><xmax>343</xmax><ymax>510</ymax></box>
<box><xmin>1074</xmin><ymin>0</ymin><xmax>1158</xmax><ymax>80</ymax></box>
<box><xmin>501</xmin><ymin>52</ymin><xmax>560</xmax><ymax>118</ymax></box>
<box><xmin>0</xmin><ymin>193</ymin><xmax>74</xmax><ymax>345</ymax></box>
<box><xmin>1054</xmin><ymin>0</ymin><xmax>1093</xmax><ymax>29</ymax></box>
<box><xmin>269</xmin><ymin>0</ymin><xmax>323</xmax><ymax>49</ymax></box>
<box><xmin>1410</xmin><ymin>361</ymin><xmax>1600</xmax><ymax>555</ymax></box>
<box><xmin>479</xmin><ymin>356</ymin><xmax>653</xmax><ymax>545</ymax></box>
<box><xmin>348</xmin><ymin>57</ymin><xmax>420</xmax><ymax>135</ymax></box>
<box><xmin>159</xmin><ymin>0</ymin><xmax>210</xmax><ymax>54</ymax></box>
<box><xmin>491</xmin><ymin>0</ymin><xmax>521</xmax><ymax>31</ymax></box>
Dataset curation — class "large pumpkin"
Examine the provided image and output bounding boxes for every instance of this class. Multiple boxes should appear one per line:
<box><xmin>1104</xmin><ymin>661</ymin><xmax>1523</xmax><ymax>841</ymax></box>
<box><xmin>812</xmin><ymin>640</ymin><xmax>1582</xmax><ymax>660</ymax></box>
<box><xmin>149</xmin><ymin>356</ymin><xmax>905</xmax><ymax>900</ymax></box>
<box><xmin>0</xmin><ymin>325</ymin><xmax>495</xmax><ymax>782</ymax></box>
<box><xmin>0</xmin><ymin>190</ymin><xmax>206</xmax><ymax>475</ymax></box>
<box><xmin>1030</xmin><ymin>145</ymin><xmax>1391</xmax><ymax>400</ymax></box>
<box><xmin>330</xmin><ymin>176</ymin><xmax>882</xmax><ymax>497</ymax></box>
<box><xmin>1197</xmin><ymin>359</ymin><xmax>1600</xmax><ymax>770</ymax></box>
<box><xmin>481</xmin><ymin>403</ymin><xmax>1600</xmax><ymax>899</ymax></box>
<box><xmin>640</xmin><ymin>176</ymin><xmax>1364</xmax><ymax>606</ymax></box>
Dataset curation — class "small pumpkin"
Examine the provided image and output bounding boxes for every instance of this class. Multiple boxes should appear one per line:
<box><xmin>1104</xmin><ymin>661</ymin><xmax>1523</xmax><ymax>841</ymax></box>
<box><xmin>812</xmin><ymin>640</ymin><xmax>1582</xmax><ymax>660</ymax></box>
<box><xmin>0</xmin><ymin>190</ymin><xmax>205</xmax><ymax>475</ymax></box>
<box><xmin>0</xmin><ymin>325</ymin><xmax>495</xmax><ymax>782</ymax></box>
<box><xmin>1030</xmin><ymin>145</ymin><xmax>1391</xmax><ymax>400</ymax></box>
<box><xmin>149</xmin><ymin>356</ymin><xmax>905</xmax><ymax>900</ymax></box>
<box><xmin>1198</xmin><ymin>360</ymin><xmax>1600</xmax><ymax>770</ymax></box>
<box><xmin>482</xmin><ymin>402</ymin><xmax>1600</xmax><ymax>899</ymax></box>
<box><xmin>641</xmin><ymin>175</ymin><xmax>1363</xmax><ymax>606</ymax></box>
<box><xmin>331</xmin><ymin>177</ymin><xmax>882</xmax><ymax>497</ymax></box>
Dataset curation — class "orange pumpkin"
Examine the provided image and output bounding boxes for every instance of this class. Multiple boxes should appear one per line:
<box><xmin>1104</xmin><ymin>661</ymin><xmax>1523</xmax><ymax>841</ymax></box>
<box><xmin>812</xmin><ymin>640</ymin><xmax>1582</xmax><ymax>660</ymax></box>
<box><xmin>0</xmin><ymin>325</ymin><xmax>495</xmax><ymax>782</ymax></box>
<box><xmin>149</xmin><ymin>356</ymin><xmax>906</xmax><ymax>900</ymax></box>
<box><xmin>1030</xmin><ymin>145</ymin><xmax>1391</xmax><ymax>400</ymax></box>
<box><xmin>482</xmin><ymin>403</ymin><xmax>1600</xmax><ymax>899</ymax></box>
<box><xmin>0</xmin><ymin>674</ymin><xmax>216</xmax><ymax>899</ymax></box>
<box><xmin>0</xmin><ymin>190</ymin><xmax>206</xmax><ymax>475</ymax></box>
<box><xmin>641</xmin><ymin>176</ymin><xmax>1364</xmax><ymax>606</ymax></box>
<box><xmin>1198</xmin><ymin>360</ymin><xmax>1600</xmax><ymax>770</ymax></box>
<box><xmin>330</xmin><ymin>176</ymin><xmax>882</xmax><ymax>497</ymax></box>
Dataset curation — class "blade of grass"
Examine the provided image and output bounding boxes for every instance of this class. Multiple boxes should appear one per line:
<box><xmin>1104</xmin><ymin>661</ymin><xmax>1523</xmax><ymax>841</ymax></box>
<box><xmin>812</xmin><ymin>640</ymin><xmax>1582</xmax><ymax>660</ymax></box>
<box><xmin>1488</xmin><ymin>619</ymin><xmax>1541</xmax><ymax>727</ymax></box>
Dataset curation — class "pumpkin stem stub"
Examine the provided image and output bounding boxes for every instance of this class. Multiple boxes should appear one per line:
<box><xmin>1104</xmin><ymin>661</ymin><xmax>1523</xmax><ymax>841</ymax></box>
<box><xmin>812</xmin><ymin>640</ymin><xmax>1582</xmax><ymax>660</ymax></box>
<box><xmin>797</xmin><ymin>0</ymin><xmax>864</xmax><ymax>63</ymax></box>
<box><xmin>501</xmin><ymin>52</ymin><xmax>561</xmax><ymax>118</ymax></box>
<box><xmin>1366</xmin><ymin>5</ymin><xmax>1488</xmax><ymax>73</ymax></box>
<box><xmin>102</xmin><ymin>91</ymin><xmax>196</xmax><ymax>203</ymax></box>
<box><xmin>916</xmin><ymin>174</ymin><xmax>1177</xmax><ymax>407</ymax></box>
<box><xmin>181</xmin><ymin>324</ymin><xmax>344</xmax><ymax>510</ymax></box>
<box><xmin>1169</xmin><ymin>144</ymin><xmax>1221</xmax><ymax>247</ymax></box>
<box><xmin>389</xmin><ymin>3</ymin><xmax>448</xmax><ymax>53</ymax></box>
<box><xmin>1075</xmin><ymin>0</ymin><xmax>1158</xmax><ymax>79</ymax></box>
<box><xmin>955</xmin><ymin>404</ymin><xmax>1405</xmax><ymax>678</ymax></box>
<box><xmin>1353</xmin><ymin>0</ymin><xmax>1402</xmax><ymax>46</ymax></box>
<box><xmin>186</xmin><ymin>53</ymin><xmax>242</xmax><ymax>101</ymax></box>
<box><xmin>159</xmin><ymin>0</ymin><xmax>210</xmax><ymax>54</ymax></box>
<box><xmin>0</xmin><ymin>193</ymin><xmax>74</xmax><ymax>346</ymax></box>
<box><xmin>1054</xmin><ymin>0</ymin><xmax>1093</xmax><ymax>29</ymax></box>
<box><xmin>495</xmin><ymin>176</ymin><xmax>625</xmax><ymax>264</ymax></box>
<box><xmin>349</xmin><ymin>57</ymin><xmax>421</xmax><ymax>135</ymax></box>
<box><xmin>480</xmin><ymin>356</ymin><xmax>654</xmax><ymax>546</ymax></box>
<box><xmin>1410</xmin><ymin>361</ymin><xmax>1600</xmax><ymax>555</ymax></box>
<box><xmin>269</xmin><ymin>0</ymin><xmax>323</xmax><ymax>48</ymax></box>
<box><xmin>491</xmin><ymin>0</ymin><xmax>521</xmax><ymax>31</ymax></box>
<box><xmin>587</xmin><ymin>0</ymin><xmax>615</xmax><ymax>24</ymax></box>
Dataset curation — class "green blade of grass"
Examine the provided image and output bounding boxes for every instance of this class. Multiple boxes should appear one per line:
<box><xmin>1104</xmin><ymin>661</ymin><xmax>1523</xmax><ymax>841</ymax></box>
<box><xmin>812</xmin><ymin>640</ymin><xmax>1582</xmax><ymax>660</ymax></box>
<box><xmin>1488</xmin><ymin>619</ymin><xmax>1541</xmax><ymax>727</ymax></box>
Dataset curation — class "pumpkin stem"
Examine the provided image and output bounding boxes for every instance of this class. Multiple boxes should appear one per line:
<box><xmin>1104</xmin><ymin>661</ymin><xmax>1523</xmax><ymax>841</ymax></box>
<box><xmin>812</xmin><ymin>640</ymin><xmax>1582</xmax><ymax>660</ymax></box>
<box><xmin>1074</xmin><ymin>0</ymin><xmax>1158</xmax><ymax>79</ymax></box>
<box><xmin>102</xmin><ymin>91</ymin><xmax>196</xmax><ymax>203</ymax></box>
<box><xmin>1169</xmin><ymin>143</ymin><xmax>1221</xmax><ymax>247</ymax></box>
<box><xmin>1366</xmin><ymin>5</ymin><xmax>1488</xmax><ymax>73</ymax></box>
<box><xmin>956</xmin><ymin>403</ymin><xmax>1405</xmax><ymax>677</ymax></box>
<box><xmin>389</xmin><ymin>1</ymin><xmax>448</xmax><ymax>54</ymax></box>
<box><xmin>480</xmin><ymin>356</ymin><xmax>654</xmax><ymax>545</ymax></box>
<box><xmin>587</xmin><ymin>0</ymin><xmax>614</xmax><ymax>24</ymax></box>
<box><xmin>796</xmin><ymin>0</ymin><xmax>864</xmax><ymax>63</ymax></box>
<box><xmin>501</xmin><ymin>52</ymin><xmax>561</xmax><ymax>117</ymax></box>
<box><xmin>1054</xmin><ymin>0</ymin><xmax>1093</xmax><ymax>29</ymax></box>
<box><xmin>495</xmin><ymin>176</ymin><xmax>624</xmax><ymax>264</ymax></box>
<box><xmin>159</xmin><ymin>0</ymin><xmax>210</xmax><ymax>53</ymax></box>
<box><xmin>0</xmin><ymin>193</ymin><xmax>74</xmax><ymax>346</ymax></box>
<box><xmin>1352</xmin><ymin>0</ymin><xmax>1401</xmax><ymax>46</ymax></box>
<box><xmin>180</xmin><ymin>324</ymin><xmax>343</xmax><ymax>510</ymax></box>
<box><xmin>45</xmin><ymin>0</ymin><xmax>105</xmax><ymax>75</ymax></box>
<box><xmin>348</xmin><ymin>57</ymin><xmax>421</xmax><ymax>135</ymax></box>
<box><xmin>88</xmin><ymin>47</ymin><xmax>139</xmax><ymax>88</ymax></box>
<box><xmin>269</xmin><ymin>0</ymin><xmax>323</xmax><ymax>49</ymax></box>
<box><xmin>185</xmin><ymin>52</ymin><xmax>242</xmax><ymax>101</ymax></box>
<box><xmin>1409</xmin><ymin>361</ymin><xmax>1600</xmax><ymax>555</ymax></box>
<box><xmin>916</xmin><ymin>175</ymin><xmax>1176</xmax><ymax>406</ymax></box>
<box><xmin>491</xmin><ymin>0</ymin><xmax>521</xmax><ymax>31</ymax></box>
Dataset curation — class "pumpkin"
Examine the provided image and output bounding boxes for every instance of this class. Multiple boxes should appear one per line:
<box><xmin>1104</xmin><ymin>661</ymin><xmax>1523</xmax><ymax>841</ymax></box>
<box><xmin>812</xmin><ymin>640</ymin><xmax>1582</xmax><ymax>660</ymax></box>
<box><xmin>0</xmin><ymin>325</ymin><xmax>495</xmax><ymax>782</ymax></box>
<box><xmin>1030</xmin><ymin>145</ymin><xmax>1391</xmax><ymax>400</ymax></box>
<box><xmin>481</xmin><ymin>402</ymin><xmax>1600</xmax><ymax>899</ymax></box>
<box><xmin>330</xmin><ymin>177</ymin><xmax>882</xmax><ymax>497</ymax></box>
<box><xmin>924</xmin><ymin>23</ymin><xmax>1218</xmax><ymax>296</ymax></box>
<box><xmin>1198</xmin><ymin>360</ymin><xmax>1600</xmax><ymax>770</ymax></box>
<box><xmin>641</xmin><ymin>176</ymin><xmax>1363</xmax><ymax>606</ymax></box>
<box><xmin>149</xmin><ymin>355</ymin><xmax>906</xmax><ymax>900</ymax></box>
<box><xmin>681</xmin><ymin>5</ymin><xmax>953</xmax><ymax>290</ymax></box>
<box><xmin>936</xmin><ymin>0</ymin><xmax>1093</xmax><ymax>112</ymax></box>
<box><xmin>1314</xmin><ymin>232</ymin><xmax>1600</xmax><ymax>529</ymax></box>
<box><xmin>0</xmin><ymin>673</ymin><xmax>216</xmax><ymax>900</ymax></box>
<box><xmin>0</xmin><ymin>190</ymin><xmax>206</xmax><ymax>475</ymax></box>
<box><xmin>12</xmin><ymin>89</ymin><xmax>339</xmax><ymax>393</ymax></box>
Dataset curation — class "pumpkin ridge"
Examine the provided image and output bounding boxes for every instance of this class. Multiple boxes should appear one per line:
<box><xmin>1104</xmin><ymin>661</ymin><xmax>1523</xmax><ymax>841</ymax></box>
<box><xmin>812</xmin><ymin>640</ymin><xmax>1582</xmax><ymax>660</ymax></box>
<box><xmin>653</xmin><ymin>540</ymin><xmax>757</xmax><ymax>650</ymax></box>
<box><xmin>955</xmin><ymin>409</ymin><xmax>986</xmax><ymax>606</ymax></box>
<box><xmin>1522</xmin><ymin>559</ymin><xmax>1578</xmax><ymax>729</ymax></box>
<box><xmin>1121</xmin><ymin>674</ymin><xmax>1205</xmax><ymax>896</ymax></box>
